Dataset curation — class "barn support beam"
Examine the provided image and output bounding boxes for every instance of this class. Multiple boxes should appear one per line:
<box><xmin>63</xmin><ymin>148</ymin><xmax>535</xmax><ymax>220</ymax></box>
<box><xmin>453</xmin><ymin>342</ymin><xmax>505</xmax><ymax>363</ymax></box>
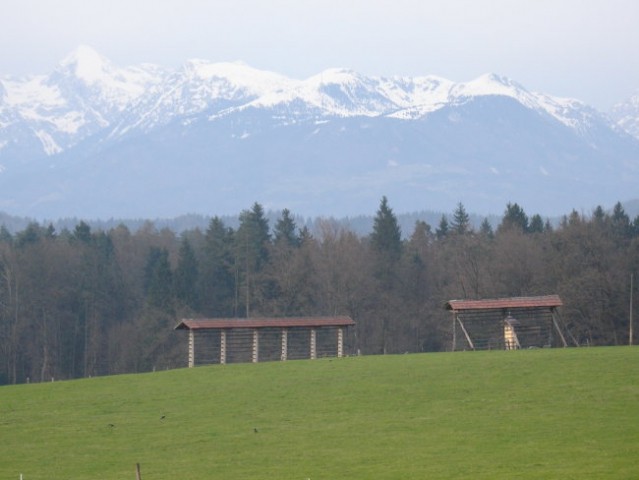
<box><xmin>337</xmin><ymin>328</ymin><xmax>344</xmax><ymax>357</ymax></box>
<box><xmin>310</xmin><ymin>328</ymin><xmax>317</xmax><ymax>359</ymax></box>
<box><xmin>281</xmin><ymin>328</ymin><xmax>288</xmax><ymax>361</ymax></box>
<box><xmin>188</xmin><ymin>330</ymin><xmax>195</xmax><ymax>368</ymax></box>
<box><xmin>551</xmin><ymin>309</ymin><xmax>569</xmax><ymax>347</ymax></box>
<box><xmin>220</xmin><ymin>330</ymin><xmax>227</xmax><ymax>364</ymax></box>
<box><xmin>457</xmin><ymin>317</ymin><xmax>475</xmax><ymax>350</ymax></box>
<box><xmin>252</xmin><ymin>329</ymin><xmax>259</xmax><ymax>363</ymax></box>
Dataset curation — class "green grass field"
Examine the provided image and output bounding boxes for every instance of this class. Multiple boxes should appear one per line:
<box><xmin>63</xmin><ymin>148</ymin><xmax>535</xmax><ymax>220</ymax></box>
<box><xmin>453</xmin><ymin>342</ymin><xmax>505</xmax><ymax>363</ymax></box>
<box><xmin>1</xmin><ymin>347</ymin><xmax>638</xmax><ymax>479</ymax></box>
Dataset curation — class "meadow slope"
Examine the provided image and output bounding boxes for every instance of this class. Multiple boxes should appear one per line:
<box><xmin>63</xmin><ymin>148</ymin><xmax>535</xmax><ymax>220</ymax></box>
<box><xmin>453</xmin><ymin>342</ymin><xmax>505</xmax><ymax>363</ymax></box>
<box><xmin>1</xmin><ymin>347</ymin><xmax>638</xmax><ymax>479</ymax></box>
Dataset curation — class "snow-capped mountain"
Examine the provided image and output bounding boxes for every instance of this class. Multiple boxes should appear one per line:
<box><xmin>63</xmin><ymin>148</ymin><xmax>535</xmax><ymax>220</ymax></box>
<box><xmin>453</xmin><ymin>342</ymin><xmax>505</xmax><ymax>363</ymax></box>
<box><xmin>0</xmin><ymin>46</ymin><xmax>638</xmax><ymax>219</ymax></box>
<box><xmin>0</xmin><ymin>46</ymin><xmax>165</xmax><ymax>157</ymax></box>
<box><xmin>610</xmin><ymin>90</ymin><xmax>639</xmax><ymax>140</ymax></box>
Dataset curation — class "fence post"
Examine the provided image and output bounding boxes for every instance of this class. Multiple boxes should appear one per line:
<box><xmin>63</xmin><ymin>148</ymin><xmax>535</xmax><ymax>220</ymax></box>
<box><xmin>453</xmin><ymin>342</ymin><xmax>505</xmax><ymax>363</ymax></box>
<box><xmin>252</xmin><ymin>329</ymin><xmax>259</xmax><ymax>363</ymax></box>
<box><xmin>310</xmin><ymin>328</ymin><xmax>317</xmax><ymax>359</ymax></box>
<box><xmin>281</xmin><ymin>328</ymin><xmax>288</xmax><ymax>361</ymax></box>
<box><xmin>135</xmin><ymin>463</ymin><xmax>142</xmax><ymax>480</ymax></box>
<box><xmin>188</xmin><ymin>330</ymin><xmax>195</xmax><ymax>368</ymax></box>
<box><xmin>220</xmin><ymin>330</ymin><xmax>227</xmax><ymax>365</ymax></box>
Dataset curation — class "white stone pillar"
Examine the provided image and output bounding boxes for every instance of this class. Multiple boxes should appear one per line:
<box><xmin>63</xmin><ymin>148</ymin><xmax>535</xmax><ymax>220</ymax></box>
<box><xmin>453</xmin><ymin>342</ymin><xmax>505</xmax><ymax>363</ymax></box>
<box><xmin>252</xmin><ymin>329</ymin><xmax>259</xmax><ymax>363</ymax></box>
<box><xmin>310</xmin><ymin>328</ymin><xmax>317</xmax><ymax>359</ymax></box>
<box><xmin>281</xmin><ymin>328</ymin><xmax>288</xmax><ymax>361</ymax></box>
<box><xmin>220</xmin><ymin>330</ymin><xmax>227</xmax><ymax>365</ymax></box>
<box><xmin>337</xmin><ymin>327</ymin><xmax>344</xmax><ymax>358</ymax></box>
<box><xmin>188</xmin><ymin>329</ymin><xmax>195</xmax><ymax>368</ymax></box>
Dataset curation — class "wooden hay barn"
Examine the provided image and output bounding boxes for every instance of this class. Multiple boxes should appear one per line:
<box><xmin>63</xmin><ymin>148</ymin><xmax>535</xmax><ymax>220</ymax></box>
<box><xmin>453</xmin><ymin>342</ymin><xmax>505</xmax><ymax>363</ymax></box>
<box><xmin>444</xmin><ymin>295</ymin><xmax>573</xmax><ymax>351</ymax></box>
<box><xmin>174</xmin><ymin>316</ymin><xmax>355</xmax><ymax>367</ymax></box>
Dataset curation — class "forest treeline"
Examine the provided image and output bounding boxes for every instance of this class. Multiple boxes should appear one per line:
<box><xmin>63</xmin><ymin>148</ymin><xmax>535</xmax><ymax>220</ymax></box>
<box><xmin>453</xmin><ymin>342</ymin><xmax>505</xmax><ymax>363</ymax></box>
<box><xmin>1</xmin><ymin>199</ymin><xmax>638</xmax><ymax>384</ymax></box>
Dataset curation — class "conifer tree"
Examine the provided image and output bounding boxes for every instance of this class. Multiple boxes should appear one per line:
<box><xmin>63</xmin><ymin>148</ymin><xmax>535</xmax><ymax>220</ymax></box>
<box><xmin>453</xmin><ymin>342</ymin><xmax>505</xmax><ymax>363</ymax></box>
<box><xmin>528</xmin><ymin>214</ymin><xmax>545</xmax><ymax>234</ymax></box>
<box><xmin>436</xmin><ymin>215</ymin><xmax>449</xmax><ymax>239</ymax></box>
<box><xmin>479</xmin><ymin>218</ymin><xmax>494</xmax><ymax>238</ymax></box>
<box><xmin>144</xmin><ymin>247</ymin><xmax>173</xmax><ymax>312</ymax></box>
<box><xmin>370</xmin><ymin>196</ymin><xmax>402</xmax><ymax>264</ymax></box>
<box><xmin>273</xmin><ymin>208</ymin><xmax>300</xmax><ymax>247</ymax></box>
<box><xmin>174</xmin><ymin>238</ymin><xmax>199</xmax><ymax>311</ymax></box>
<box><xmin>236</xmin><ymin>202</ymin><xmax>271</xmax><ymax>316</ymax></box>
<box><xmin>451</xmin><ymin>202</ymin><xmax>471</xmax><ymax>235</ymax></box>
<box><xmin>498</xmin><ymin>202</ymin><xmax>529</xmax><ymax>233</ymax></box>
<box><xmin>201</xmin><ymin>217</ymin><xmax>235</xmax><ymax>316</ymax></box>
<box><xmin>611</xmin><ymin>202</ymin><xmax>631</xmax><ymax>238</ymax></box>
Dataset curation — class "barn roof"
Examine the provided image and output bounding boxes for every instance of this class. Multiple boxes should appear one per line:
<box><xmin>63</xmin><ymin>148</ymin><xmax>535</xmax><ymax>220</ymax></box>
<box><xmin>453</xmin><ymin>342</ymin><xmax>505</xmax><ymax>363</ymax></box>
<box><xmin>444</xmin><ymin>295</ymin><xmax>562</xmax><ymax>312</ymax></box>
<box><xmin>175</xmin><ymin>316</ymin><xmax>355</xmax><ymax>330</ymax></box>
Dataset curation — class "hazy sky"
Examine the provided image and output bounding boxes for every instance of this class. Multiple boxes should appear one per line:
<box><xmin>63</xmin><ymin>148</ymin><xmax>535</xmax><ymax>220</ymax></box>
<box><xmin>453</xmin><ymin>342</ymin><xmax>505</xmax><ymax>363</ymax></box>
<box><xmin>2</xmin><ymin>0</ymin><xmax>638</xmax><ymax>109</ymax></box>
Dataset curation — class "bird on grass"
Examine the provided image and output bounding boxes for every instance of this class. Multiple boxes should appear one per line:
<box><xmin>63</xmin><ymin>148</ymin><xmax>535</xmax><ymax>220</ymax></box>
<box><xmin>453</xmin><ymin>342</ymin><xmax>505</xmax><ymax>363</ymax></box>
<box><xmin>253</xmin><ymin>427</ymin><xmax>258</xmax><ymax>433</ymax></box>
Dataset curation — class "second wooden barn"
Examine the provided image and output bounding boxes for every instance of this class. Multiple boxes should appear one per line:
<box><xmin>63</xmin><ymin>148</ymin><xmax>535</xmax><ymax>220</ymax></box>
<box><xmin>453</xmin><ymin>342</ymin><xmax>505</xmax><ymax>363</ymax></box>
<box><xmin>444</xmin><ymin>295</ymin><xmax>575</xmax><ymax>351</ymax></box>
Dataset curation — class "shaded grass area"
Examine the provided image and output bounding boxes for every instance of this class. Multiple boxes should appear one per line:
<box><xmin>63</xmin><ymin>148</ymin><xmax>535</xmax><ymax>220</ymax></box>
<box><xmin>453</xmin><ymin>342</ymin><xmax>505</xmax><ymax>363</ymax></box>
<box><xmin>1</xmin><ymin>347</ymin><xmax>638</xmax><ymax>479</ymax></box>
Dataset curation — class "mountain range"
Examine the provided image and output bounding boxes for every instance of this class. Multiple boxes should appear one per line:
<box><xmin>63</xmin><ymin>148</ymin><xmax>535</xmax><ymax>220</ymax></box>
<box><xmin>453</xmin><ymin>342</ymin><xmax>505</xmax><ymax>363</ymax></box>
<box><xmin>1</xmin><ymin>45</ymin><xmax>639</xmax><ymax>220</ymax></box>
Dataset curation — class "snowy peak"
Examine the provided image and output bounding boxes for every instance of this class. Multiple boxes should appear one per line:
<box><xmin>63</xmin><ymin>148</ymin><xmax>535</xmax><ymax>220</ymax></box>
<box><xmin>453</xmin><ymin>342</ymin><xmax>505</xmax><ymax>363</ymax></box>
<box><xmin>49</xmin><ymin>46</ymin><xmax>165</xmax><ymax>111</ymax></box>
<box><xmin>57</xmin><ymin>45</ymin><xmax>114</xmax><ymax>85</ymax></box>
<box><xmin>610</xmin><ymin>90</ymin><xmax>639</xmax><ymax>139</ymax></box>
<box><xmin>295</xmin><ymin>68</ymin><xmax>398</xmax><ymax>116</ymax></box>
<box><xmin>455</xmin><ymin>73</ymin><xmax>527</xmax><ymax>98</ymax></box>
<box><xmin>181</xmin><ymin>59</ymin><xmax>290</xmax><ymax>94</ymax></box>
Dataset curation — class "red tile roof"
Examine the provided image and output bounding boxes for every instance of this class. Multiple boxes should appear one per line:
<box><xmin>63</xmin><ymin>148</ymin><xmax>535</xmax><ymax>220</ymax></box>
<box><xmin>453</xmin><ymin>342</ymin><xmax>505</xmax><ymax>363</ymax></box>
<box><xmin>175</xmin><ymin>316</ymin><xmax>355</xmax><ymax>330</ymax></box>
<box><xmin>445</xmin><ymin>295</ymin><xmax>562</xmax><ymax>311</ymax></box>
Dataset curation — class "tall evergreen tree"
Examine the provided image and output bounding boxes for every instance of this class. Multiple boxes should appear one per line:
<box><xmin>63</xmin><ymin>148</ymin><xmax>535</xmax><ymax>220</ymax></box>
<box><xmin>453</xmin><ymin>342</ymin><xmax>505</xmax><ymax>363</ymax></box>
<box><xmin>273</xmin><ymin>209</ymin><xmax>300</xmax><ymax>247</ymax></box>
<box><xmin>143</xmin><ymin>247</ymin><xmax>173</xmax><ymax>312</ymax></box>
<box><xmin>498</xmin><ymin>202</ymin><xmax>529</xmax><ymax>233</ymax></box>
<box><xmin>610</xmin><ymin>202</ymin><xmax>631</xmax><ymax>239</ymax></box>
<box><xmin>201</xmin><ymin>217</ymin><xmax>236</xmax><ymax>317</ymax></box>
<box><xmin>174</xmin><ymin>238</ymin><xmax>199</xmax><ymax>311</ymax></box>
<box><xmin>236</xmin><ymin>202</ymin><xmax>271</xmax><ymax>316</ymax></box>
<box><xmin>73</xmin><ymin>221</ymin><xmax>92</xmax><ymax>243</ymax></box>
<box><xmin>592</xmin><ymin>205</ymin><xmax>607</xmax><ymax>226</ymax></box>
<box><xmin>436</xmin><ymin>215</ymin><xmax>449</xmax><ymax>240</ymax></box>
<box><xmin>15</xmin><ymin>222</ymin><xmax>43</xmax><ymax>247</ymax></box>
<box><xmin>237</xmin><ymin>203</ymin><xmax>271</xmax><ymax>271</ymax></box>
<box><xmin>369</xmin><ymin>197</ymin><xmax>403</xmax><ymax>354</ymax></box>
<box><xmin>370</xmin><ymin>196</ymin><xmax>402</xmax><ymax>263</ymax></box>
<box><xmin>451</xmin><ymin>202</ymin><xmax>471</xmax><ymax>235</ymax></box>
<box><xmin>528</xmin><ymin>214</ymin><xmax>545</xmax><ymax>234</ymax></box>
<box><xmin>479</xmin><ymin>218</ymin><xmax>494</xmax><ymax>238</ymax></box>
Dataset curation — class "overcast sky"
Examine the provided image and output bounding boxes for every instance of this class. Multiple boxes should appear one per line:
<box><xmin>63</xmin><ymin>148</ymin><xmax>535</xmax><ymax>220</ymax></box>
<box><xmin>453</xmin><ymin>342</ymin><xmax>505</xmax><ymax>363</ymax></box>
<box><xmin>1</xmin><ymin>0</ymin><xmax>637</xmax><ymax>109</ymax></box>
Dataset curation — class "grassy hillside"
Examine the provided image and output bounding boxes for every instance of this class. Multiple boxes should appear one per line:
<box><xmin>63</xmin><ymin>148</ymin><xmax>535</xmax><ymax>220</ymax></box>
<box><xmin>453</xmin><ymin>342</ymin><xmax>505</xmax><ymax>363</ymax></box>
<box><xmin>1</xmin><ymin>347</ymin><xmax>638</xmax><ymax>479</ymax></box>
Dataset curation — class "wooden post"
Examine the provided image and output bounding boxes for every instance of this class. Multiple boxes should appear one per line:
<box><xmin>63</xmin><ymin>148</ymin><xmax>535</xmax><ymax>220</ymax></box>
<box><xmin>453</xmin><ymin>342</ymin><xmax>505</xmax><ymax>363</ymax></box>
<box><xmin>551</xmin><ymin>310</ymin><xmax>568</xmax><ymax>347</ymax></box>
<box><xmin>337</xmin><ymin>327</ymin><xmax>344</xmax><ymax>357</ymax></box>
<box><xmin>457</xmin><ymin>317</ymin><xmax>475</xmax><ymax>350</ymax></box>
<box><xmin>630</xmin><ymin>273</ymin><xmax>634</xmax><ymax>346</ymax></box>
<box><xmin>310</xmin><ymin>328</ymin><xmax>317</xmax><ymax>359</ymax></box>
<box><xmin>220</xmin><ymin>330</ymin><xmax>227</xmax><ymax>365</ymax></box>
<box><xmin>252</xmin><ymin>329</ymin><xmax>259</xmax><ymax>363</ymax></box>
<box><xmin>452</xmin><ymin>313</ymin><xmax>457</xmax><ymax>351</ymax></box>
<box><xmin>281</xmin><ymin>328</ymin><xmax>288</xmax><ymax>361</ymax></box>
<box><xmin>135</xmin><ymin>463</ymin><xmax>142</xmax><ymax>480</ymax></box>
<box><xmin>188</xmin><ymin>329</ymin><xmax>195</xmax><ymax>368</ymax></box>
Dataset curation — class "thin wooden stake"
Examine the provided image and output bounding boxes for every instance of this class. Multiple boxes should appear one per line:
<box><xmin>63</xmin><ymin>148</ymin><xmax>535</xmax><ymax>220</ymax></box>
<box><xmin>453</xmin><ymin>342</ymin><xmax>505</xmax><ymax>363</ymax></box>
<box><xmin>135</xmin><ymin>463</ymin><xmax>142</xmax><ymax>480</ymax></box>
<box><xmin>630</xmin><ymin>273</ymin><xmax>634</xmax><ymax>346</ymax></box>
